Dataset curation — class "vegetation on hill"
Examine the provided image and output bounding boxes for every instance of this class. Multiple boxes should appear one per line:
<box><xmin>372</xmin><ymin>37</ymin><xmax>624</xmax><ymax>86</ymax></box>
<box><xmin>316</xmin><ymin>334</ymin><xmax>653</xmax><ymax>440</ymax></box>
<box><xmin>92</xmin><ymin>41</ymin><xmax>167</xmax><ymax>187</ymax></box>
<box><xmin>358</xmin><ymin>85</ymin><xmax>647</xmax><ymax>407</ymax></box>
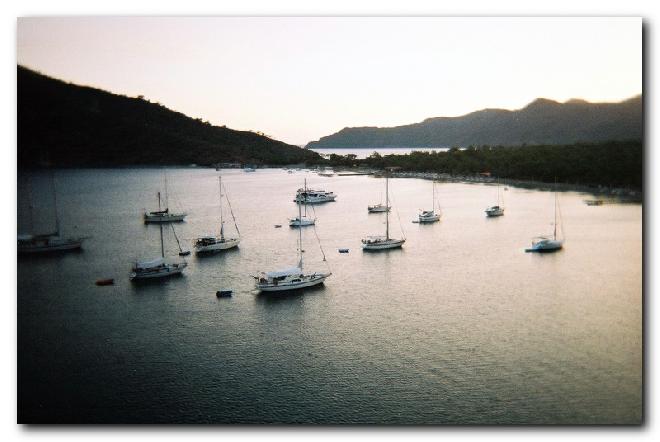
<box><xmin>326</xmin><ymin>140</ymin><xmax>643</xmax><ymax>189</ymax></box>
<box><xmin>307</xmin><ymin>96</ymin><xmax>642</xmax><ymax>149</ymax></box>
<box><xmin>17</xmin><ymin>66</ymin><xmax>321</xmax><ymax>168</ymax></box>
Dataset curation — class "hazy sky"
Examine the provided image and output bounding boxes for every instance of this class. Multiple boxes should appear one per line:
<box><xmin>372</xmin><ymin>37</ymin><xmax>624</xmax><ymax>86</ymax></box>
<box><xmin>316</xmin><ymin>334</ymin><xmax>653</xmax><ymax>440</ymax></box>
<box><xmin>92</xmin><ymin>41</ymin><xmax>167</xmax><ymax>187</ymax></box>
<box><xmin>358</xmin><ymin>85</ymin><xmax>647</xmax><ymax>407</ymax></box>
<box><xmin>17</xmin><ymin>17</ymin><xmax>641</xmax><ymax>145</ymax></box>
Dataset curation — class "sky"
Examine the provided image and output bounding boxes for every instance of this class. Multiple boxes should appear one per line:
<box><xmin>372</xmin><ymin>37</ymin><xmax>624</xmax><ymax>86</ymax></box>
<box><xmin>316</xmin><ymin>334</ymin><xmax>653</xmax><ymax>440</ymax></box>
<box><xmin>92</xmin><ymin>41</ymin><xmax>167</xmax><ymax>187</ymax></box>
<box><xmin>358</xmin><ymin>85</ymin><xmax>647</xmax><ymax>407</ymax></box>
<box><xmin>17</xmin><ymin>17</ymin><xmax>642</xmax><ymax>146</ymax></box>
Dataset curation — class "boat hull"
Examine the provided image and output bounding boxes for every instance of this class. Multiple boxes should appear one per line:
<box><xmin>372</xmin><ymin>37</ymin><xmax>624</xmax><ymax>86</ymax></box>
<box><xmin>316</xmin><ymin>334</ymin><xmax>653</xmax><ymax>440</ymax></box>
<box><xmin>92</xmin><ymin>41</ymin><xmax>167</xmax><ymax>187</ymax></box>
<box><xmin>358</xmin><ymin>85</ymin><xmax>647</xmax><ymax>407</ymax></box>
<box><xmin>18</xmin><ymin>239</ymin><xmax>83</xmax><ymax>254</ymax></box>
<box><xmin>418</xmin><ymin>215</ymin><xmax>440</xmax><ymax>223</ymax></box>
<box><xmin>525</xmin><ymin>240</ymin><xmax>563</xmax><ymax>253</ymax></box>
<box><xmin>256</xmin><ymin>273</ymin><xmax>330</xmax><ymax>292</ymax></box>
<box><xmin>194</xmin><ymin>238</ymin><xmax>240</xmax><ymax>253</ymax></box>
<box><xmin>130</xmin><ymin>263</ymin><xmax>187</xmax><ymax>280</ymax></box>
<box><xmin>144</xmin><ymin>213</ymin><xmax>186</xmax><ymax>223</ymax></box>
<box><xmin>293</xmin><ymin>196</ymin><xmax>336</xmax><ymax>204</ymax></box>
<box><xmin>485</xmin><ymin>207</ymin><xmax>504</xmax><ymax>217</ymax></box>
<box><xmin>368</xmin><ymin>206</ymin><xmax>390</xmax><ymax>213</ymax></box>
<box><xmin>289</xmin><ymin>219</ymin><xmax>315</xmax><ymax>227</ymax></box>
<box><xmin>485</xmin><ymin>211</ymin><xmax>504</xmax><ymax>217</ymax></box>
<box><xmin>362</xmin><ymin>239</ymin><xmax>405</xmax><ymax>251</ymax></box>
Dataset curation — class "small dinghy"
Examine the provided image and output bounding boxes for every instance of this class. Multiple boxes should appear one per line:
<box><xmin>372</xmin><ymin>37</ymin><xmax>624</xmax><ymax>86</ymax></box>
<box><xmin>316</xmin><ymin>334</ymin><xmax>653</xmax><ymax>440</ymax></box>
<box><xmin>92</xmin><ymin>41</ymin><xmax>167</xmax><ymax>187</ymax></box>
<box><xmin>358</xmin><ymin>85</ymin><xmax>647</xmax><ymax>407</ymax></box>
<box><xmin>338</xmin><ymin>248</ymin><xmax>349</xmax><ymax>253</ymax></box>
<box><xmin>216</xmin><ymin>290</ymin><xmax>233</xmax><ymax>298</ymax></box>
<box><xmin>179</xmin><ymin>251</ymin><xmax>191</xmax><ymax>256</ymax></box>
<box><xmin>96</xmin><ymin>278</ymin><xmax>114</xmax><ymax>286</ymax></box>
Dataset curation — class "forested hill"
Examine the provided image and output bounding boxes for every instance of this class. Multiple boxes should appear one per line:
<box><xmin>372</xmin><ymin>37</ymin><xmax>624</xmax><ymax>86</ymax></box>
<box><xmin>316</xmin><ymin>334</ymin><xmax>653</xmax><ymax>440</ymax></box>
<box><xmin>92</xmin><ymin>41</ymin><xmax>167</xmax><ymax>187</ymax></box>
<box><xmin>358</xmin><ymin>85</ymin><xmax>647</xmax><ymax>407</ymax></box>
<box><xmin>17</xmin><ymin>66</ymin><xmax>321</xmax><ymax>167</ymax></box>
<box><xmin>307</xmin><ymin>96</ymin><xmax>643</xmax><ymax>149</ymax></box>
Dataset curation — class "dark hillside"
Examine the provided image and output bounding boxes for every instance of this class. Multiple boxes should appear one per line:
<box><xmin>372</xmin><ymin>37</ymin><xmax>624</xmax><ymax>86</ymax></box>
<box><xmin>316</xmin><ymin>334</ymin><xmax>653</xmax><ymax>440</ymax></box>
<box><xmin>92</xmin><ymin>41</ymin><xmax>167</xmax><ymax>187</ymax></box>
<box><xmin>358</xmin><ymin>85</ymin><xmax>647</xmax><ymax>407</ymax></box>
<box><xmin>18</xmin><ymin>66</ymin><xmax>320</xmax><ymax>167</ymax></box>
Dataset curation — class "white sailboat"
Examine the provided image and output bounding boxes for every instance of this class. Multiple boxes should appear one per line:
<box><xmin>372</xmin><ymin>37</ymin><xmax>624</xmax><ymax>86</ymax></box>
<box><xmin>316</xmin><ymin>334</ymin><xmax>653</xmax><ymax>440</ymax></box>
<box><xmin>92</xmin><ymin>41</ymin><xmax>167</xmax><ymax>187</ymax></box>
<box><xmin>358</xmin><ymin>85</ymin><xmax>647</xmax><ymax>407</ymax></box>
<box><xmin>289</xmin><ymin>179</ymin><xmax>316</xmax><ymax>227</ymax></box>
<box><xmin>418</xmin><ymin>180</ymin><xmax>441</xmax><ymax>223</ymax></box>
<box><xmin>485</xmin><ymin>178</ymin><xmax>505</xmax><ymax>217</ymax></box>
<box><xmin>255</xmin><ymin>197</ymin><xmax>331</xmax><ymax>292</ymax></box>
<box><xmin>368</xmin><ymin>185</ymin><xmax>390</xmax><ymax>213</ymax></box>
<box><xmin>18</xmin><ymin>172</ymin><xmax>85</xmax><ymax>254</ymax></box>
<box><xmin>362</xmin><ymin>172</ymin><xmax>405</xmax><ymax>250</ymax></box>
<box><xmin>131</xmin><ymin>222</ymin><xmax>187</xmax><ymax>279</ymax></box>
<box><xmin>194</xmin><ymin>176</ymin><xmax>241</xmax><ymax>253</ymax></box>
<box><xmin>526</xmin><ymin>182</ymin><xmax>564</xmax><ymax>253</ymax></box>
<box><xmin>144</xmin><ymin>172</ymin><xmax>187</xmax><ymax>223</ymax></box>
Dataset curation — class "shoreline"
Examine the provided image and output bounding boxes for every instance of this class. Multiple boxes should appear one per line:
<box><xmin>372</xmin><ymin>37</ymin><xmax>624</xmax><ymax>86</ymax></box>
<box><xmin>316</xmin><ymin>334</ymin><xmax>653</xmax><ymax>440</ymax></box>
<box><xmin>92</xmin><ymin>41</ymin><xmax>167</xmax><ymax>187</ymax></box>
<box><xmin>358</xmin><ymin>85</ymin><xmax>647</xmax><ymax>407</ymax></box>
<box><xmin>329</xmin><ymin>167</ymin><xmax>642</xmax><ymax>202</ymax></box>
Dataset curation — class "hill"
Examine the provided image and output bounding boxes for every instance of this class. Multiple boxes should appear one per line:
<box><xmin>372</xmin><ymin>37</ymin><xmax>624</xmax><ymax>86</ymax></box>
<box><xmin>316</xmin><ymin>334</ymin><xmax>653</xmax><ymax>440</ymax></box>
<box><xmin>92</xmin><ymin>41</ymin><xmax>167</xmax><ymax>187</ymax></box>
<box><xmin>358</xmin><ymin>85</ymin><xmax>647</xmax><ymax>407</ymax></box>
<box><xmin>17</xmin><ymin>66</ymin><xmax>321</xmax><ymax>167</ymax></box>
<box><xmin>306</xmin><ymin>96</ymin><xmax>643</xmax><ymax>149</ymax></box>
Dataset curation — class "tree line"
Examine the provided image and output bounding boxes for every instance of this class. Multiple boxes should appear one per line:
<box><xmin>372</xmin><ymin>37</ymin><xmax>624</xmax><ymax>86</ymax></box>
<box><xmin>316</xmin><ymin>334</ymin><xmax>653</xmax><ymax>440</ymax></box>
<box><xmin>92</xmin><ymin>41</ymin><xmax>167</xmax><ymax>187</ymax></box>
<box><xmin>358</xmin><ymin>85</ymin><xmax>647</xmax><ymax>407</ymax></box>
<box><xmin>324</xmin><ymin>140</ymin><xmax>643</xmax><ymax>189</ymax></box>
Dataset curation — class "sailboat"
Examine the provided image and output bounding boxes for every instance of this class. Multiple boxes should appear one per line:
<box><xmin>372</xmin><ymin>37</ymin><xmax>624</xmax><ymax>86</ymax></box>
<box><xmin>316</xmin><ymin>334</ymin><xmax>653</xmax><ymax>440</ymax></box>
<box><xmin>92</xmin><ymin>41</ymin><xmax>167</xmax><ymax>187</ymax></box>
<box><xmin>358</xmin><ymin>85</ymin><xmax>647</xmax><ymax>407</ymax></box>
<box><xmin>254</xmin><ymin>197</ymin><xmax>331</xmax><ymax>292</ymax></box>
<box><xmin>289</xmin><ymin>179</ymin><xmax>316</xmax><ymax>227</ymax></box>
<box><xmin>368</xmin><ymin>184</ymin><xmax>390</xmax><ymax>213</ymax></box>
<box><xmin>362</xmin><ymin>171</ymin><xmax>405</xmax><ymax>250</ymax></box>
<box><xmin>418</xmin><ymin>180</ymin><xmax>441</xmax><ymax>223</ymax></box>
<box><xmin>193</xmin><ymin>176</ymin><xmax>240</xmax><ymax>253</ymax></box>
<box><xmin>18</xmin><ymin>172</ymin><xmax>85</xmax><ymax>254</ymax></box>
<box><xmin>144</xmin><ymin>172</ymin><xmax>187</xmax><ymax>223</ymax></box>
<box><xmin>130</xmin><ymin>222</ymin><xmax>187</xmax><ymax>279</ymax></box>
<box><xmin>485</xmin><ymin>178</ymin><xmax>505</xmax><ymax>217</ymax></box>
<box><xmin>526</xmin><ymin>181</ymin><xmax>564</xmax><ymax>253</ymax></box>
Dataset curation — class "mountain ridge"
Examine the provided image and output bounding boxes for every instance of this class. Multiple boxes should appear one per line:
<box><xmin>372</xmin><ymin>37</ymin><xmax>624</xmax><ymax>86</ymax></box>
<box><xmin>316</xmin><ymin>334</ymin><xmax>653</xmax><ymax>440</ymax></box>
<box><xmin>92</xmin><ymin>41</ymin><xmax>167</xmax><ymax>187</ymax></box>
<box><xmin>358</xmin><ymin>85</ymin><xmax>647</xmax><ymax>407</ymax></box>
<box><xmin>306</xmin><ymin>95</ymin><xmax>642</xmax><ymax>149</ymax></box>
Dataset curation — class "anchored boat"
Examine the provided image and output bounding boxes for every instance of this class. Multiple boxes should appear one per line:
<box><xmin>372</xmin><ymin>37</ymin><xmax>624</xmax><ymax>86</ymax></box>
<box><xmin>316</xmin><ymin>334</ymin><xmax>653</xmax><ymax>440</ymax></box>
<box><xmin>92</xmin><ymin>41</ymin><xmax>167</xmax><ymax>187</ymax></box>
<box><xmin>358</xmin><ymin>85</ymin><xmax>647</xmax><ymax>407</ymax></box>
<box><xmin>362</xmin><ymin>171</ymin><xmax>405</xmax><ymax>251</ymax></box>
<box><xmin>289</xmin><ymin>179</ymin><xmax>316</xmax><ymax>227</ymax></box>
<box><xmin>418</xmin><ymin>180</ymin><xmax>441</xmax><ymax>223</ymax></box>
<box><xmin>293</xmin><ymin>186</ymin><xmax>336</xmax><ymax>204</ymax></box>
<box><xmin>485</xmin><ymin>179</ymin><xmax>505</xmax><ymax>217</ymax></box>
<box><xmin>255</xmin><ymin>194</ymin><xmax>331</xmax><ymax>292</ymax></box>
<box><xmin>18</xmin><ymin>172</ymin><xmax>85</xmax><ymax>254</ymax></box>
<box><xmin>194</xmin><ymin>175</ymin><xmax>241</xmax><ymax>254</ymax></box>
<box><xmin>144</xmin><ymin>172</ymin><xmax>186</xmax><ymax>223</ymax></box>
<box><xmin>526</xmin><ymin>180</ymin><xmax>564</xmax><ymax>253</ymax></box>
<box><xmin>132</xmin><ymin>210</ymin><xmax>187</xmax><ymax>280</ymax></box>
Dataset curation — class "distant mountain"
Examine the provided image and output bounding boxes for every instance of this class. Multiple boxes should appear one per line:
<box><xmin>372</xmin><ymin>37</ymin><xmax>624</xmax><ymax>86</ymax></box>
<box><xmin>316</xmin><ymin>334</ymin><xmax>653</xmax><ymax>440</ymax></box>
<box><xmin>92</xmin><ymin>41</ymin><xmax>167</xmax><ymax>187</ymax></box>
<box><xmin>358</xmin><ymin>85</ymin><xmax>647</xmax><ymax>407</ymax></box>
<box><xmin>17</xmin><ymin>66</ymin><xmax>321</xmax><ymax>168</ymax></box>
<box><xmin>306</xmin><ymin>96</ymin><xmax>643</xmax><ymax>149</ymax></box>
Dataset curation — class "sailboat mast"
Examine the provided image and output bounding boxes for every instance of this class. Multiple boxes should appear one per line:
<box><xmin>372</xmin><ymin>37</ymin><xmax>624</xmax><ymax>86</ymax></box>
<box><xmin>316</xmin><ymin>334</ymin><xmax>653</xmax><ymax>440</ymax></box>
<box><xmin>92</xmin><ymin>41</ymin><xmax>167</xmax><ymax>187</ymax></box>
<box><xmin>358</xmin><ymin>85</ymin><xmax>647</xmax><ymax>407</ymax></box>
<box><xmin>385</xmin><ymin>173</ymin><xmax>390</xmax><ymax>240</ymax></box>
<box><xmin>219</xmin><ymin>176</ymin><xmax>224</xmax><ymax>239</ymax></box>
<box><xmin>298</xmin><ymin>192</ymin><xmax>303</xmax><ymax>270</ymax></box>
<box><xmin>51</xmin><ymin>171</ymin><xmax>60</xmax><ymax>236</ymax></box>
<box><xmin>552</xmin><ymin>177</ymin><xmax>559</xmax><ymax>240</ymax></box>
<box><xmin>554</xmin><ymin>186</ymin><xmax>558</xmax><ymax>241</ymax></box>
<box><xmin>159</xmin><ymin>223</ymin><xmax>165</xmax><ymax>258</ymax></box>
<box><xmin>164</xmin><ymin>172</ymin><xmax>169</xmax><ymax>210</ymax></box>
<box><xmin>157</xmin><ymin>191</ymin><xmax>161</xmax><ymax>211</ymax></box>
<box><xmin>26</xmin><ymin>175</ymin><xmax>34</xmax><ymax>234</ymax></box>
<box><xmin>432</xmin><ymin>180</ymin><xmax>435</xmax><ymax>211</ymax></box>
<box><xmin>303</xmin><ymin>178</ymin><xmax>308</xmax><ymax>217</ymax></box>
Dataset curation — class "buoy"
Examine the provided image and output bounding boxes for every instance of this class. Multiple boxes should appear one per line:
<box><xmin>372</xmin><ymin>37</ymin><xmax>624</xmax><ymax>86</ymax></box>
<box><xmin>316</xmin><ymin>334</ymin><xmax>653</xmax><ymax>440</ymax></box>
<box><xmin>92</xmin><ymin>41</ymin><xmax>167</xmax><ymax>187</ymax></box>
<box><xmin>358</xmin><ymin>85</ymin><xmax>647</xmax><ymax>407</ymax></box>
<box><xmin>96</xmin><ymin>278</ymin><xmax>114</xmax><ymax>286</ymax></box>
<box><xmin>216</xmin><ymin>290</ymin><xmax>232</xmax><ymax>298</ymax></box>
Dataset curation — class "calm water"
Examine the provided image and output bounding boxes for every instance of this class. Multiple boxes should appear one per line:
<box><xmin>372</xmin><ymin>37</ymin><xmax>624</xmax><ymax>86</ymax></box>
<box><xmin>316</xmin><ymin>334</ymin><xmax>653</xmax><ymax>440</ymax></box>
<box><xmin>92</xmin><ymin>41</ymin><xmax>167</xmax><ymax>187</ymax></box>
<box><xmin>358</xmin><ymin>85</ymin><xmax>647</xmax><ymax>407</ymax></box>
<box><xmin>310</xmin><ymin>147</ymin><xmax>451</xmax><ymax>158</ymax></box>
<box><xmin>17</xmin><ymin>168</ymin><xmax>642</xmax><ymax>424</ymax></box>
